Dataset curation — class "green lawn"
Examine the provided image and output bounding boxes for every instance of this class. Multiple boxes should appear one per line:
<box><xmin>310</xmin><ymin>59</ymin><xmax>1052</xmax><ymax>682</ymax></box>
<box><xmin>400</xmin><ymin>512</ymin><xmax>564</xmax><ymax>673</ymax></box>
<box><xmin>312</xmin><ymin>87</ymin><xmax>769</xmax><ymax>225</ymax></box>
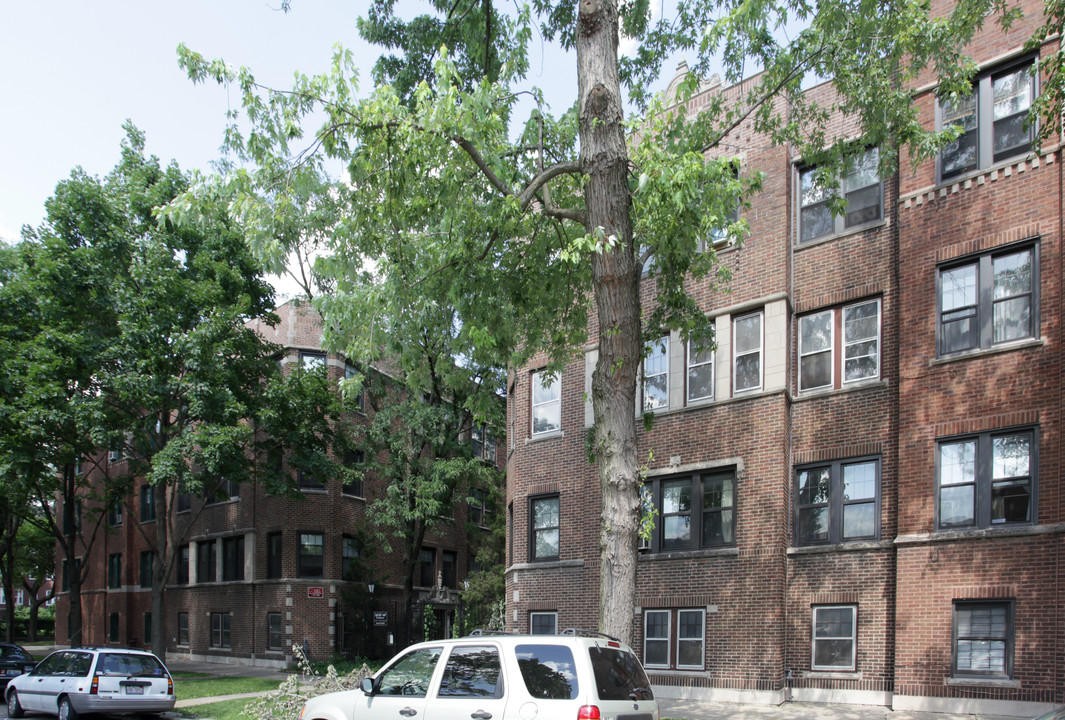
<box><xmin>175</xmin><ymin>698</ymin><xmax>254</xmax><ymax>720</ymax></box>
<box><xmin>172</xmin><ymin>672</ymin><xmax>285</xmax><ymax>700</ymax></box>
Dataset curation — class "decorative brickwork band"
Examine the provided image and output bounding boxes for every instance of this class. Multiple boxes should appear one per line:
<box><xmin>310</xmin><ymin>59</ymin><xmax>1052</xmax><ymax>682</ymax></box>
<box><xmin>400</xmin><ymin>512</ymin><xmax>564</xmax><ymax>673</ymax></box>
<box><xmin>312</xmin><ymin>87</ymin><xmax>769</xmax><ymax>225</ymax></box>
<box><xmin>935</xmin><ymin>226</ymin><xmax>1042</xmax><ymax>264</ymax></box>
<box><xmin>794</xmin><ymin>443</ymin><xmax>883</xmax><ymax>465</ymax></box>
<box><xmin>933</xmin><ymin>411</ymin><xmax>1039</xmax><ymax>438</ymax></box>
<box><xmin>900</xmin><ymin>151</ymin><xmax>1057</xmax><ymax>210</ymax></box>
<box><xmin>527</xmin><ymin>482</ymin><xmax>560</xmax><ymax>496</ymax></box>
<box><xmin>811</xmin><ymin>592</ymin><xmax>860</xmax><ymax>605</ymax></box>
<box><xmin>794</xmin><ymin>284</ymin><xmax>882</xmax><ymax>315</ymax></box>
<box><xmin>952</xmin><ymin>585</ymin><xmax>1016</xmax><ymax>599</ymax></box>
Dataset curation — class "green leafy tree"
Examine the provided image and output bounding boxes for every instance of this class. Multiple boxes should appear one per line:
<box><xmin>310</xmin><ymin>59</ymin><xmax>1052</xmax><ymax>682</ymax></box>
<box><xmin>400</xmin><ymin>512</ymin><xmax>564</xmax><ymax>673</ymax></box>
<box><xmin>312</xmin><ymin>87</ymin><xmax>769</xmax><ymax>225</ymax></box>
<box><xmin>8</xmin><ymin>125</ymin><xmax>345</xmax><ymax>659</ymax></box>
<box><xmin>174</xmin><ymin>0</ymin><xmax>1055</xmax><ymax>642</ymax></box>
<box><xmin>346</xmin><ymin>294</ymin><xmax>505</xmax><ymax>647</ymax></box>
<box><xmin>0</xmin><ymin>198</ymin><xmax>122</xmax><ymax>646</ymax></box>
<box><xmin>15</xmin><ymin>516</ymin><xmax>56</xmax><ymax>642</ymax></box>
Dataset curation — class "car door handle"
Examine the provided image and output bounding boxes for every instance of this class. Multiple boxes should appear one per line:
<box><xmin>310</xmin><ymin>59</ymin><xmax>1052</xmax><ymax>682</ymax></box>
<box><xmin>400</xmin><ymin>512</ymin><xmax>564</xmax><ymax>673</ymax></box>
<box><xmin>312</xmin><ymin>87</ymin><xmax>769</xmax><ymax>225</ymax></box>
<box><xmin>399</xmin><ymin>709</ymin><xmax>418</xmax><ymax>717</ymax></box>
<box><xmin>471</xmin><ymin>712</ymin><xmax>493</xmax><ymax>719</ymax></box>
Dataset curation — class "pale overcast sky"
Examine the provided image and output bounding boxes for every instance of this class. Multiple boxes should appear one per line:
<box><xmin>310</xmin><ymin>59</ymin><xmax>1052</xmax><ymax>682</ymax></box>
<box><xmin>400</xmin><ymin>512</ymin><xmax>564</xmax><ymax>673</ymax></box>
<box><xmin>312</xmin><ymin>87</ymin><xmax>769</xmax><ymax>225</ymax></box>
<box><xmin>0</xmin><ymin>1</ymin><xmax>586</xmax><ymax>246</ymax></box>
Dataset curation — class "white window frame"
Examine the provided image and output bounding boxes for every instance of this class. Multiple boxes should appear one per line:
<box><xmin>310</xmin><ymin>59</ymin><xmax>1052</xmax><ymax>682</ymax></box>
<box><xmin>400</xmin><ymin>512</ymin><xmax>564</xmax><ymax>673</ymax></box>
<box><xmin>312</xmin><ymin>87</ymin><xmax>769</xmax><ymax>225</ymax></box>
<box><xmin>798</xmin><ymin>299</ymin><xmax>882</xmax><ymax>394</ymax></box>
<box><xmin>733</xmin><ymin>311</ymin><xmax>763</xmax><ymax>395</ymax></box>
<box><xmin>676</xmin><ymin>609</ymin><xmax>706</xmax><ymax>670</ymax></box>
<box><xmin>531</xmin><ymin>370</ymin><xmax>561</xmax><ymax>436</ymax></box>
<box><xmin>643</xmin><ymin>609</ymin><xmax>671</xmax><ymax>669</ymax></box>
<box><xmin>799</xmin><ymin>309</ymin><xmax>834</xmax><ymax>392</ymax></box>
<box><xmin>843</xmin><ymin>299</ymin><xmax>881</xmax><ymax>384</ymax></box>
<box><xmin>643</xmin><ymin>337</ymin><xmax>670</xmax><ymax>411</ymax></box>
<box><xmin>686</xmin><ymin>339</ymin><xmax>714</xmax><ymax>403</ymax></box>
<box><xmin>811</xmin><ymin>605</ymin><xmax>857</xmax><ymax>672</ymax></box>
<box><xmin>529</xmin><ymin>611</ymin><xmax>558</xmax><ymax>635</ymax></box>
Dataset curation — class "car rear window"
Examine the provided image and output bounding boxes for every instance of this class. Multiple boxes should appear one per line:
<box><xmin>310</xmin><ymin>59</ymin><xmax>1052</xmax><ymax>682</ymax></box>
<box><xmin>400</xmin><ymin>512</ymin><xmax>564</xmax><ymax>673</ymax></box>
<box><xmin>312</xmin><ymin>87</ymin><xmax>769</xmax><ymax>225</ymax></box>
<box><xmin>589</xmin><ymin>646</ymin><xmax>654</xmax><ymax>701</ymax></box>
<box><xmin>514</xmin><ymin>644</ymin><xmax>579</xmax><ymax>700</ymax></box>
<box><xmin>0</xmin><ymin>646</ymin><xmax>29</xmax><ymax>660</ymax></box>
<box><xmin>97</xmin><ymin>653</ymin><xmax>167</xmax><ymax>677</ymax></box>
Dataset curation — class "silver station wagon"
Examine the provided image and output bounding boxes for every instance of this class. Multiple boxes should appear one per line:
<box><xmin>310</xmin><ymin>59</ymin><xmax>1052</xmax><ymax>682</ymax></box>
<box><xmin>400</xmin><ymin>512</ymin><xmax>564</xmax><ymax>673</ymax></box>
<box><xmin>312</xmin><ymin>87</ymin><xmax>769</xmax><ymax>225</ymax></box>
<box><xmin>6</xmin><ymin>647</ymin><xmax>175</xmax><ymax>720</ymax></box>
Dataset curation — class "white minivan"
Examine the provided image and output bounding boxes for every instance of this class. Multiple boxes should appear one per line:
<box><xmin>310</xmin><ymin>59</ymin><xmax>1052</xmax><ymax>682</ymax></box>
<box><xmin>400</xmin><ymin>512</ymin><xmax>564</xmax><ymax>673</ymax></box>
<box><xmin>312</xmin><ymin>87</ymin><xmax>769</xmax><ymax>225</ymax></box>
<box><xmin>300</xmin><ymin>630</ymin><xmax>658</xmax><ymax>720</ymax></box>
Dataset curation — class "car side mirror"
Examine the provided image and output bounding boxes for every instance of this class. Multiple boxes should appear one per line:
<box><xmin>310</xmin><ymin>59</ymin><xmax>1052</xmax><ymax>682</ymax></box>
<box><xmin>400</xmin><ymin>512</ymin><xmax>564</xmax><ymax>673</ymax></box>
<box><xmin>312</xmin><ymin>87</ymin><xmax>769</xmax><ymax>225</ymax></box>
<box><xmin>360</xmin><ymin>677</ymin><xmax>375</xmax><ymax>696</ymax></box>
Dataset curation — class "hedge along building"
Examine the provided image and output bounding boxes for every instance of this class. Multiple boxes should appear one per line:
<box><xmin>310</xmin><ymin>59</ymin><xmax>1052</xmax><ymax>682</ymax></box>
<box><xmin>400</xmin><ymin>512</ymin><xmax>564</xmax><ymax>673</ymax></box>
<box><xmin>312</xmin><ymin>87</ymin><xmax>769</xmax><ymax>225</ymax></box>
<box><xmin>53</xmin><ymin>300</ymin><xmax>503</xmax><ymax>666</ymax></box>
<box><xmin>504</xmin><ymin>0</ymin><xmax>1063</xmax><ymax>713</ymax></box>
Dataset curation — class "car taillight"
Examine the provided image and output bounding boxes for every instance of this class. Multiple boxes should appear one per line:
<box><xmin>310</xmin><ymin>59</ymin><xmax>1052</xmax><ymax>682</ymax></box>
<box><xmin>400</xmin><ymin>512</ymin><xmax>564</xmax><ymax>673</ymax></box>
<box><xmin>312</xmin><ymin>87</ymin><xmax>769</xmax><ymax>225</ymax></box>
<box><xmin>90</xmin><ymin>675</ymin><xmax>99</xmax><ymax>695</ymax></box>
<box><xmin>577</xmin><ymin>706</ymin><xmax>601</xmax><ymax>719</ymax></box>
<box><xmin>167</xmin><ymin>675</ymin><xmax>174</xmax><ymax>695</ymax></box>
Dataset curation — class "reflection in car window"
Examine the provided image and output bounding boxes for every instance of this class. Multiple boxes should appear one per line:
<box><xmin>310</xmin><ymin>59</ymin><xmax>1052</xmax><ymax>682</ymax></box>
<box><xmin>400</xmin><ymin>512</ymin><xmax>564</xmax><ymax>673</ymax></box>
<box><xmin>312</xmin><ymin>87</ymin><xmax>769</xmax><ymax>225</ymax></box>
<box><xmin>438</xmin><ymin>646</ymin><xmax>504</xmax><ymax>698</ymax></box>
<box><xmin>0</xmin><ymin>646</ymin><xmax>29</xmax><ymax>660</ymax></box>
<box><xmin>65</xmin><ymin>652</ymin><xmax>94</xmax><ymax>677</ymax></box>
<box><xmin>98</xmin><ymin>653</ymin><xmax>166</xmax><ymax>677</ymax></box>
<box><xmin>589</xmin><ymin>646</ymin><xmax>654</xmax><ymax>701</ymax></box>
<box><xmin>515</xmin><ymin>644</ymin><xmax>579</xmax><ymax>700</ymax></box>
<box><xmin>34</xmin><ymin>653</ymin><xmax>64</xmax><ymax>675</ymax></box>
<box><xmin>377</xmin><ymin>647</ymin><xmax>442</xmax><ymax>698</ymax></box>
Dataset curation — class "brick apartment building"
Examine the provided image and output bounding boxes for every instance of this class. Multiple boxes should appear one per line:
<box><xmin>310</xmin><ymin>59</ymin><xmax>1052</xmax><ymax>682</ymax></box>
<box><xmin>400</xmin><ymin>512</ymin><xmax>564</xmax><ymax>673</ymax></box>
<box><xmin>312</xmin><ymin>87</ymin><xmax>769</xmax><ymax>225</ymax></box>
<box><xmin>505</xmin><ymin>1</ymin><xmax>1063</xmax><ymax>715</ymax></box>
<box><xmin>54</xmin><ymin>301</ymin><xmax>499</xmax><ymax>667</ymax></box>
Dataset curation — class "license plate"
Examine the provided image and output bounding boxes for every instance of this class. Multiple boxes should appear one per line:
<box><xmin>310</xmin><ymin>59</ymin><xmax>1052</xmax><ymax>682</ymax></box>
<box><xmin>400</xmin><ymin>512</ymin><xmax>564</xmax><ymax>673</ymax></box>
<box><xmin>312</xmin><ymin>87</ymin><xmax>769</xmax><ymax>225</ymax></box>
<box><xmin>125</xmin><ymin>686</ymin><xmax>144</xmax><ymax>695</ymax></box>
<box><xmin>5</xmin><ymin>670</ymin><xmax>18</xmax><ymax>676</ymax></box>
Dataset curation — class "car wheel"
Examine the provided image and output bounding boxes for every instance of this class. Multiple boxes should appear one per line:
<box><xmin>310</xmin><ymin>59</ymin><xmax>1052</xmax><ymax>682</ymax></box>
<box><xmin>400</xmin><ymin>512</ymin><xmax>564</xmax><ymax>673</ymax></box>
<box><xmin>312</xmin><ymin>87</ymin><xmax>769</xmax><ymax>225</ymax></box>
<box><xmin>7</xmin><ymin>689</ymin><xmax>24</xmax><ymax>718</ymax></box>
<box><xmin>58</xmin><ymin>696</ymin><xmax>79</xmax><ymax>720</ymax></box>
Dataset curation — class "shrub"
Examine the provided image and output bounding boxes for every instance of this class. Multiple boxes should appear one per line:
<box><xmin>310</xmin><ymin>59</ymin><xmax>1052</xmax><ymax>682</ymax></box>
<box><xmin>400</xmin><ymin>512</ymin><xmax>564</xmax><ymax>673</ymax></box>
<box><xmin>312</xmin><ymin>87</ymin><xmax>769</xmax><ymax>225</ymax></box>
<box><xmin>244</xmin><ymin>645</ymin><xmax>373</xmax><ymax>720</ymax></box>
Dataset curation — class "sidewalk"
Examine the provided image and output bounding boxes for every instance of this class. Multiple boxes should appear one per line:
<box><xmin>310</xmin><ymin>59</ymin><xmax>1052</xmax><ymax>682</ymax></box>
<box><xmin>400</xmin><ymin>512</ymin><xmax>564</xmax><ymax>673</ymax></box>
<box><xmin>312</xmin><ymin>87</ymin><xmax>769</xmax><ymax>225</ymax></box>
<box><xmin>659</xmin><ymin>699</ymin><xmax>1020</xmax><ymax>720</ymax></box>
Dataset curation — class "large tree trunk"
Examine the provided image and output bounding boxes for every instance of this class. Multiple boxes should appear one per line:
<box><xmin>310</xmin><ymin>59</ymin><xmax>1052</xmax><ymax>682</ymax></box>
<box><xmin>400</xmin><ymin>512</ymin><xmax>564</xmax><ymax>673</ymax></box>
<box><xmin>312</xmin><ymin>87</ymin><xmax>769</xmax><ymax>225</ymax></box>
<box><xmin>67</xmin><ymin>557</ymin><xmax>84</xmax><ymax>647</ymax></box>
<box><xmin>150</xmin><ymin>483</ymin><xmax>168</xmax><ymax>660</ymax></box>
<box><xmin>577</xmin><ymin>0</ymin><xmax>643</xmax><ymax>645</ymax></box>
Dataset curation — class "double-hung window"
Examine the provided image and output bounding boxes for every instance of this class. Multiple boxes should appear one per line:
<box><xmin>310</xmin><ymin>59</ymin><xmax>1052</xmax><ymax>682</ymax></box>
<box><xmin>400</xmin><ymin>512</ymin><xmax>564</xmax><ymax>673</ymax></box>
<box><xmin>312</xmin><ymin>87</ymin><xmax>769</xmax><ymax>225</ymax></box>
<box><xmin>644</xmin><ymin>470</ymin><xmax>736</xmax><ymax>551</ymax></box>
<box><xmin>643</xmin><ymin>338</ymin><xmax>669</xmax><ymax>411</ymax></box>
<box><xmin>342</xmin><ymin>536</ymin><xmax>360</xmax><ymax>581</ymax></box>
<box><xmin>267</xmin><ymin>612</ymin><xmax>283</xmax><ymax>651</ymax></box>
<box><xmin>796</xmin><ymin>457</ymin><xmax>879</xmax><ymax>545</ymax></box>
<box><xmin>177</xmin><ymin>545</ymin><xmax>189</xmax><ymax>585</ymax></box>
<box><xmin>529</xmin><ymin>495</ymin><xmax>560</xmax><ymax>561</ymax></box>
<box><xmin>812</xmin><ymin>606</ymin><xmax>857</xmax><ymax>671</ymax></box>
<box><xmin>419</xmin><ymin>548</ymin><xmax>436</xmax><ymax>587</ymax></box>
<box><xmin>343</xmin><ymin>450</ymin><xmax>365</xmax><ymax>497</ymax></box>
<box><xmin>108</xmin><ymin>554</ymin><xmax>122</xmax><ymax>589</ymax></box>
<box><xmin>267</xmin><ymin>533</ymin><xmax>283</xmax><ymax>579</ymax></box>
<box><xmin>733</xmin><ymin>312</ymin><xmax>763</xmax><ymax>394</ymax></box>
<box><xmin>298</xmin><ymin>532</ymin><xmax>324</xmax><ymax>578</ymax></box>
<box><xmin>197</xmin><ymin>540</ymin><xmax>217</xmax><ymax>583</ymax></box>
<box><xmin>799</xmin><ymin>299</ymin><xmax>881</xmax><ymax>392</ymax></box>
<box><xmin>937</xmin><ymin>428</ymin><xmax>1036</xmax><ymax>530</ymax></box>
<box><xmin>686</xmin><ymin>340</ymin><xmax>714</xmax><ymax>403</ymax></box>
<box><xmin>211</xmin><ymin>612</ymin><xmax>231</xmax><ymax>648</ymax></box>
<box><xmin>177</xmin><ymin>612</ymin><xmax>189</xmax><ymax>645</ymax></box>
<box><xmin>140</xmin><ymin>485</ymin><xmax>155</xmax><ymax>522</ymax></box>
<box><xmin>643</xmin><ymin>609</ymin><xmax>706</xmax><ymax>670</ymax></box>
<box><xmin>139</xmin><ymin>551</ymin><xmax>153</xmax><ymax>588</ymax></box>
<box><xmin>799</xmin><ymin>147</ymin><xmax>882</xmax><ymax>244</ymax></box>
<box><xmin>531</xmin><ymin>371</ymin><xmax>561</xmax><ymax>436</ymax></box>
<box><xmin>938</xmin><ymin>243</ymin><xmax>1038</xmax><ymax>356</ymax></box>
<box><xmin>953</xmin><ymin>600</ymin><xmax>1013</xmax><ymax>678</ymax></box>
<box><xmin>222</xmin><ymin>536</ymin><xmax>245</xmax><ymax>582</ymax></box>
<box><xmin>939</xmin><ymin>59</ymin><xmax>1035</xmax><ymax>180</ymax></box>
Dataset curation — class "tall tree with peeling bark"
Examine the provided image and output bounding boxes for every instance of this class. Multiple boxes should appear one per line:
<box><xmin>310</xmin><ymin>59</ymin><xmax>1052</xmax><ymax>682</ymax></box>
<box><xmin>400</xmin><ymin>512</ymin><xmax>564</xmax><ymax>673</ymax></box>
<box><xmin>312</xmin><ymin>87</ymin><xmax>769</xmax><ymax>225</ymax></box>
<box><xmin>172</xmin><ymin>0</ymin><xmax>1053</xmax><ymax>642</ymax></box>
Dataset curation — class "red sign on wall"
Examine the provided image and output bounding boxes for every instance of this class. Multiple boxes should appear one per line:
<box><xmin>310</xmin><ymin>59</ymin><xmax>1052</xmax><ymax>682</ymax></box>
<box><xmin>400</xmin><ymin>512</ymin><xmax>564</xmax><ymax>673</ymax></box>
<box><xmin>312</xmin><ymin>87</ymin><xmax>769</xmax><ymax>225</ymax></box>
<box><xmin>307</xmin><ymin>587</ymin><xmax>325</xmax><ymax>598</ymax></box>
